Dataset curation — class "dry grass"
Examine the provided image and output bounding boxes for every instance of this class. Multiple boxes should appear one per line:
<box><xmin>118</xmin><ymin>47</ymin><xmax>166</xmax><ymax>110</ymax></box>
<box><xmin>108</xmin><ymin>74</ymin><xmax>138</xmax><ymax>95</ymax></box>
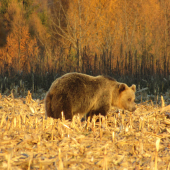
<box><xmin>0</xmin><ymin>91</ymin><xmax>170</xmax><ymax>170</ymax></box>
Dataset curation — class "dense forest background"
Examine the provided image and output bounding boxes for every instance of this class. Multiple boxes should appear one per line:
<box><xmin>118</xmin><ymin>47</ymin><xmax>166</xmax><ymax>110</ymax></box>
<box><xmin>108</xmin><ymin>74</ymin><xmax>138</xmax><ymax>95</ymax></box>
<box><xmin>0</xmin><ymin>0</ymin><xmax>170</xmax><ymax>93</ymax></box>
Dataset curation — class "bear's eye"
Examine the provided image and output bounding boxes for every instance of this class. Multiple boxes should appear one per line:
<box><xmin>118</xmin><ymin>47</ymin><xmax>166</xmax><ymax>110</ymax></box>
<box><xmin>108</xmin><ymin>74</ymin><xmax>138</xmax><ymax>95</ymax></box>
<box><xmin>128</xmin><ymin>98</ymin><xmax>131</xmax><ymax>102</ymax></box>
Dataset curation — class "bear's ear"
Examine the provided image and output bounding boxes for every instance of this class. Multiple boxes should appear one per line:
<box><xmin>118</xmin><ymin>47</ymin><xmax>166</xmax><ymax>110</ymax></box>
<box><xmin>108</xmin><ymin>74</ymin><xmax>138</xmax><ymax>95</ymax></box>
<box><xmin>118</xmin><ymin>83</ymin><xmax>126</xmax><ymax>93</ymax></box>
<box><xmin>131</xmin><ymin>84</ymin><xmax>136</xmax><ymax>92</ymax></box>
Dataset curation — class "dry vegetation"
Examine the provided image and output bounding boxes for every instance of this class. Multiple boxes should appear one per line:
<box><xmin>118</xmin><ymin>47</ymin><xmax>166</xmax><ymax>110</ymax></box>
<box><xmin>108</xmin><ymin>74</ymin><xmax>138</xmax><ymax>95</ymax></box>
<box><xmin>0</xmin><ymin>91</ymin><xmax>170</xmax><ymax>170</ymax></box>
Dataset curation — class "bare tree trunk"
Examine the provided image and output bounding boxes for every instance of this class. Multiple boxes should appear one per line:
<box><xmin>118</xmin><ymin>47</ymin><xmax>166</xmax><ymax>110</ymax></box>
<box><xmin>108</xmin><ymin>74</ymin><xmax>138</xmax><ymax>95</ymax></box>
<box><xmin>78</xmin><ymin>0</ymin><xmax>82</xmax><ymax>71</ymax></box>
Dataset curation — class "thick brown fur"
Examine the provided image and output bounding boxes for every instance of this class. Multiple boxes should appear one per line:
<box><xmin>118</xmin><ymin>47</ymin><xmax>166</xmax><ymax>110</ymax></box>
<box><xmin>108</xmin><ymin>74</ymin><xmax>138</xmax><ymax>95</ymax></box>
<box><xmin>45</xmin><ymin>72</ymin><xmax>136</xmax><ymax>120</ymax></box>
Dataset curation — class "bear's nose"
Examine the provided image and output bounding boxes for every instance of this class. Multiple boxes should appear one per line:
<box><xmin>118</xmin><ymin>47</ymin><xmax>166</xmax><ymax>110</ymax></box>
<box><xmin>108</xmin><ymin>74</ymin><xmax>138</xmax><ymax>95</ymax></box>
<box><xmin>132</xmin><ymin>107</ymin><xmax>136</xmax><ymax>112</ymax></box>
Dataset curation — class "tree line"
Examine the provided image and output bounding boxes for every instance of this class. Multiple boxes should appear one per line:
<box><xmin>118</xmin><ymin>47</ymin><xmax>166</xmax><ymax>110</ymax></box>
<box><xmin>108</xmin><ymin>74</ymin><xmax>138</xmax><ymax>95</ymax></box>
<box><xmin>0</xmin><ymin>0</ymin><xmax>170</xmax><ymax>93</ymax></box>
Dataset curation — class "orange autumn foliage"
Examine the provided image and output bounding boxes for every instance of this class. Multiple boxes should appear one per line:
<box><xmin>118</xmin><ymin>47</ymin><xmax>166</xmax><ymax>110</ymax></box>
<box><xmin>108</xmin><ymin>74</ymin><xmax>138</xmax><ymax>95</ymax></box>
<box><xmin>0</xmin><ymin>0</ymin><xmax>170</xmax><ymax>75</ymax></box>
<box><xmin>0</xmin><ymin>0</ymin><xmax>38</xmax><ymax>74</ymax></box>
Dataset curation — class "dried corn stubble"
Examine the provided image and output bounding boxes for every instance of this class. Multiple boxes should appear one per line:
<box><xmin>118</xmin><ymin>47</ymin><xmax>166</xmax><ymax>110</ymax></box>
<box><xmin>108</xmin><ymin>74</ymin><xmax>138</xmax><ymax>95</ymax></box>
<box><xmin>0</xmin><ymin>94</ymin><xmax>170</xmax><ymax>169</ymax></box>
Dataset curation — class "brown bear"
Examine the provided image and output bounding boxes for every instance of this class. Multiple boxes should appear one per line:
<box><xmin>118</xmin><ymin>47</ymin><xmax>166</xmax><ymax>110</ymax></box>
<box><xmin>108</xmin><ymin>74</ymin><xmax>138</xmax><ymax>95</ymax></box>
<box><xmin>45</xmin><ymin>72</ymin><xmax>136</xmax><ymax>120</ymax></box>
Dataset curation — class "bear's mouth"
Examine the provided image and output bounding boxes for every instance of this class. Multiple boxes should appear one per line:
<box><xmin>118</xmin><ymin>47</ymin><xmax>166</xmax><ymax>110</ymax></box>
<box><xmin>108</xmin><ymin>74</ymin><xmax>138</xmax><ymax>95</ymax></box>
<box><xmin>129</xmin><ymin>107</ymin><xmax>136</xmax><ymax>112</ymax></box>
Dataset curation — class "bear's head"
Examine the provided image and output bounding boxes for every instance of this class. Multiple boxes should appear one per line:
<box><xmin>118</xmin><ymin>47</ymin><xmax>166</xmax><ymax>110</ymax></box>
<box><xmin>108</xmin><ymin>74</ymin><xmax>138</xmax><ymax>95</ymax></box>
<box><xmin>116</xmin><ymin>83</ymin><xmax>136</xmax><ymax>112</ymax></box>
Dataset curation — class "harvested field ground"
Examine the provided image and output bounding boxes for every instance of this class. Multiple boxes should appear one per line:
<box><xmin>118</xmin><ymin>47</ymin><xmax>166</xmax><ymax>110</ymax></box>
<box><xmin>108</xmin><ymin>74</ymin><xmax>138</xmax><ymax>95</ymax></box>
<box><xmin>0</xmin><ymin>92</ymin><xmax>170</xmax><ymax>170</ymax></box>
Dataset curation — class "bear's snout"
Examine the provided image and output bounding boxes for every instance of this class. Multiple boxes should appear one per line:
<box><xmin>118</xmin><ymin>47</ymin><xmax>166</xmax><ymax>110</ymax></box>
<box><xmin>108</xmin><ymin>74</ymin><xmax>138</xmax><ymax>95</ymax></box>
<box><xmin>131</xmin><ymin>106</ymin><xmax>136</xmax><ymax>112</ymax></box>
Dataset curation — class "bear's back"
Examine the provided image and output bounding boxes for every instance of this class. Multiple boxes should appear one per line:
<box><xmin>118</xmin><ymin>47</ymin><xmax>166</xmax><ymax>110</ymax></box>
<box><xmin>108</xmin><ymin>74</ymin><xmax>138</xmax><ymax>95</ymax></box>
<box><xmin>50</xmin><ymin>73</ymin><xmax>99</xmax><ymax>94</ymax></box>
<box><xmin>49</xmin><ymin>72</ymin><xmax>116</xmax><ymax>101</ymax></box>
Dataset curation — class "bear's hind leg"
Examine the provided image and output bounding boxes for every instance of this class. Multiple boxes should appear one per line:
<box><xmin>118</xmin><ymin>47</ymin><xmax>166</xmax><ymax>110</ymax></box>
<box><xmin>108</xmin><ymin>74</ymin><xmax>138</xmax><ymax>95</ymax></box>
<box><xmin>61</xmin><ymin>101</ymin><xmax>73</xmax><ymax>120</ymax></box>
